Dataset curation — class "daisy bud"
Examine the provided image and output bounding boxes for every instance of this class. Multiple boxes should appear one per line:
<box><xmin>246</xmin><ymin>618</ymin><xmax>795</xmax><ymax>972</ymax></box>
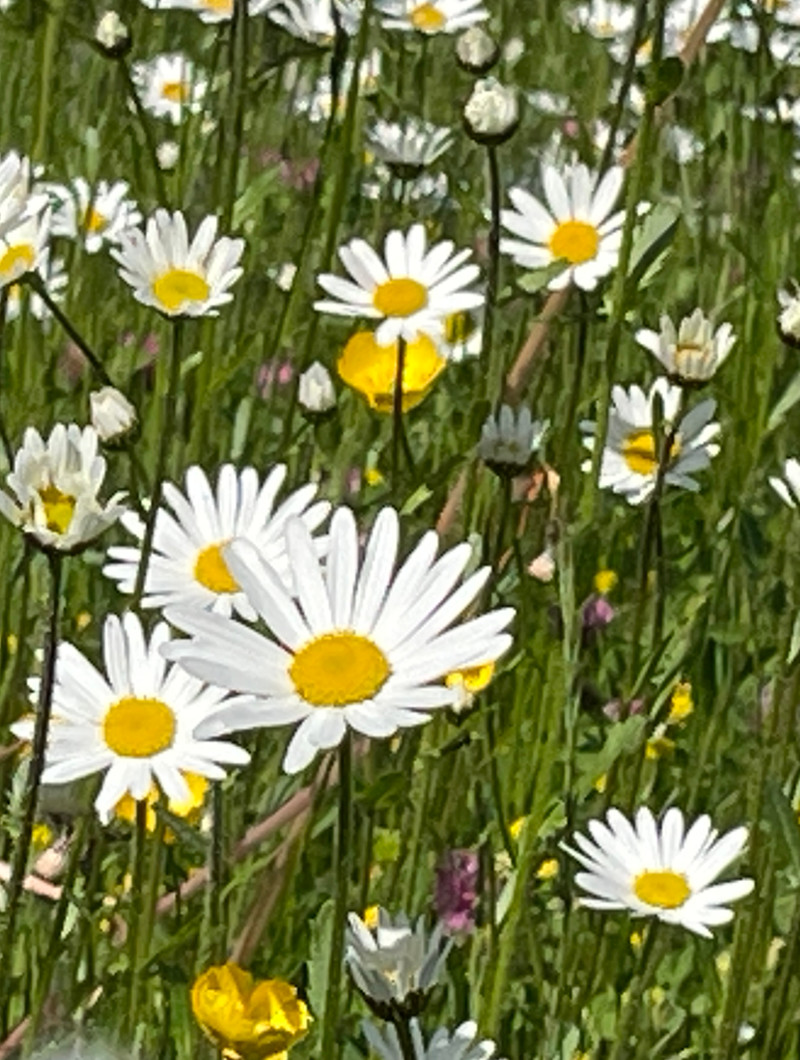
<box><xmin>156</xmin><ymin>141</ymin><xmax>180</xmax><ymax>171</ymax></box>
<box><xmin>455</xmin><ymin>25</ymin><xmax>499</xmax><ymax>74</ymax></box>
<box><xmin>463</xmin><ymin>78</ymin><xmax>520</xmax><ymax>146</ymax></box>
<box><xmin>94</xmin><ymin>11</ymin><xmax>131</xmax><ymax>58</ymax></box>
<box><xmin>90</xmin><ymin>386</ymin><xmax>138</xmax><ymax>444</ymax></box>
<box><xmin>478</xmin><ymin>405</ymin><xmax>546</xmax><ymax>477</ymax></box>
<box><xmin>778</xmin><ymin>283</ymin><xmax>800</xmax><ymax>348</ymax></box>
<box><xmin>298</xmin><ymin>361</ymin><xmax>336</xmax><ymax>417</ymax></box>
<box><xmin>528</xmin><ymin>550</ymin><xmax>556</xmax><ymax>582</ymax></box>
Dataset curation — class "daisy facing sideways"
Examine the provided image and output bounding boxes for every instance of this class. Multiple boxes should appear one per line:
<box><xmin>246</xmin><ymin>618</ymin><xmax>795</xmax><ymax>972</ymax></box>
<box><xmin>12</xmin><ymin>613</ymin><xmax>250</xmax><ymax>824</ymax></box>
<box><xmin>635</xmin><ymin>308</ymin><xmax>735</xmax><ymax>385</ymax></box>
<box><xmin>112</xmin><ymin>209</ymin><xmax>244</xmax><ymax>317</ymax></box>
<box><xmin>163</xmin><ymin>505</ymin><xmax>514</xmax><ymax>774</ymax></box>
<box><xmin>563</xmin><ymin>806</ymin><xmax>754</xmax><ymax>937</ymax></box>
<box><xmin>501</xmin><ymin>162</ymin><xmax>629</xmax><ymax>292</ymax></box>
<box><xmin>377</xmin><ymin>0</ymin><xmax>488</xmax><ymax>35</ymax></box>
<box><xmin>581</xmin><ymin>378</ymin><xmax>720</xmax><ymax>505</ymax></box>
<box><xmin>363</xmin><ymin>1019</ymin><xmax>501</xmax><ymax>1060</ymax></box>
<box><xmin>48</xmin><ymin>177</ymin><xmax>141</xmax><ymax>254</ymax></box>
<box><xmin>315</xmin><ymin>224</ymin><xmax>484</xmax><ymax>347</ymax></box>
<box><xmin>103</xmin><ymin>463</ymin><xmax>329</xmax><ymax>620</ymax></box>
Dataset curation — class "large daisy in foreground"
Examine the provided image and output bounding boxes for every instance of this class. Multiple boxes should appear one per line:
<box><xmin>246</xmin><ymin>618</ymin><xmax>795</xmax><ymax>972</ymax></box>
<box><xmin>12</xmin><ymin>613</ymin><xmax>250</xmax><ymax>824</ymax></box>
<box><xmin>164</xmin><ymin>506</ymin><xmax>514</xmax><ymax>774</ymax></box>
<box><xmin>563</xmin><ymin>806</ymin><xmax>754</xmax><ymax>937</ymax></box>
<box><xmin>315</xmin><ymin>224</ymin><xmax>484</xmax><ymax>346</ymax></box>
<box><xmin>501</xmin><ymin>162</ymin><xmax>627</xmax><ymax>292</ymax></box>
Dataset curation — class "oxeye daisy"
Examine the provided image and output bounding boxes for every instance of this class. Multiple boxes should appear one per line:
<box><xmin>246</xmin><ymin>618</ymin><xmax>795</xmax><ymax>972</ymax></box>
<box><xmin>363</xmin><ymin>1019</ymin><xmax>502</xmax><ymax>1060</ymax></box>
<box><xmin>635</xmin><ymin>309</ymin><xmax>736</xmax><ymax>386</ymax></box>
<box><xmin>478</xmin><ymin>405</ymin><xmax>548</xmax><ymax>475</ymax></box>
<box><xmin>0</xmin><ymin>423</ymin><xmax>126</xmax><ymax>552</ymax></box>
<box><xmin>770</xmin><ymin>457</ymin><xmax>800</xmax><ymax>508</ymax></box>
<box><xmin>501</xmin><ymin>162</ymin><xmax>628</xmax><ymax>292</ymax></box>
<box><xmin>315</xmin><ymin>224</ymin><xmax>484</xmax><ymax>347</ymax></box>
<box><xmin>377</xmin><ymin>0</ymin><xmax>489</xmax><ymax>35</ymax></box>
<box><xmin>581</xmin><ymin>378</ymin><xmax>720</xmax><ymax>505</ymax></box>
<box><xmin>139</xmin><ymin>0</ymin><xmax>281</xmax><ymax>20</ymax></box>
<box><xmin>163</xmin><ymin>506</ymin><xmax>514</xmax><ymax>775</ymax></box>
<box><xmin>366</xmin><ymin>119</ymin><xmax>454</xmax><ymax>177</ymax></box>
<box><xmin>48</xmin><ymin>178</ymin><xmax>141</xmax><ymax>254</ymax></box>
<box><xmin>12</xmin><ymin>613</ymin><xmax>250</xmax><ymax>824</ymax></box>
<box><xmin>563</xmin><ymin>806</ymin><xmax>754</xmax><ymax>937</ymax></box>
<box><xmin>0</xmin><ymin>208</ymin><xmax>51</xmax><ymax>289</ymax></box>
<box><xmin>295</xmin><ymin>49</ymin><xmax>381</xmax><ymax>123</ymax></box>
<box><xmin>111</xmin><ymin>209</ymin><xmax>244</xmax><ymax>317</ymax></box>
<box><xmin>131</xmin><ymin>52</ymin><xmax>208</xmax><ymax>124</ymax></box>
<box><xmin>0</xmin><ymin>149</ymin><xmax>47</xmax><ymax>237</ymax></box>
<box><xmin>566</xmin><ymin>0</ymin><xmax>637</xmax><ymax>39</ymax></box>
<box><xmin>5</xmin><ymin>251</ymin><xmax>67</xmax><ymax>326</ymax></box>
<box><xmin>268</xmin><ymin>0</ymin><xmax>361</xmax><ymax>42</ymax></box>
<box><xmin>103</xmin><ymin>463</ymin><xmax>329</xmax><ymax>620</ymax></box>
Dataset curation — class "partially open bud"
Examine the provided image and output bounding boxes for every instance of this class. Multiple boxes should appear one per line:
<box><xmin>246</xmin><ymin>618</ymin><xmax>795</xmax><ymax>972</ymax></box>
<box><xmin>94</xmin><ymin>11</ymin><xmax>131</xmax><ymax>59</ymax></box>
<box><xmin>90</xmin><ymin>386</ymin><xmax>138</xmax><ymax>444</ymax></box>
<box><xmin>156</xmin><ymin>141</ymin><xmax>180</xmax><ymax>171</ymax></box>
<box><xmin>298</xmin><ymin>361</ymin><xmax>336</xmax><ymax>417</ymax></box>
<box><xmin>456</xmin><ymin>26</ymin><xmax>499</xmax><ymax>74</ymax></box>
<box><xmin>463</xmin><ymin>78</ymin><xmax>520</xmax><ymax>146</ymax></box>
<box><xmin>778</xmin><ymin>283</ymin><xmax>800</xmax><ymax>348</ymax></box>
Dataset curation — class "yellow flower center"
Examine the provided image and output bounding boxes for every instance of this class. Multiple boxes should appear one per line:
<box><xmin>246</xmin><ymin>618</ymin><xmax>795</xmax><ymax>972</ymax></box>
<box><xmin>372</xmin><ymin>277</ymin><xmax>428</xmax><ymax>317</ymax></box>
<box><xmin>201</xmin><ymin>0</ymin><xmax>233</xmax><ymax>10</ymax></box>
<box><xmin>38</xmin><ymin>484</ymin><xmax>76</xmax><ymax>534</ymax></box>
<box><xmin>548</xmin><ymin>220</ymin><xmax>600</xmax><ymax>265</ymax></box>
<box><xmin>0</xmin><ymin>243</ymin><xmax>35</xmax><ymax>280</ymax></box>
<box><xmin>152</xmin><ymin>267</ymin><xmax>210</xmax><ymax>313</ymax></box>
<box><xmin>84</xmin><ymin>206</ymin><xmax>107</xmax><ymax>234</ymax></box>
<box><xmin>162</xmin><ymin>79</ymin><xmax>191</xmax><ymax>103</ymax></box>
<box><xmin>410</xmin><ymin>2</ymin><xmax>446</xmax><ymax>30</ymax></box>
<box><xmin>673</xmin><ymin>342</ymin><xmax>709</xmax><ymax>372</ymax></box>
<box><xmin>289</xmin><ymin>631</ymin><xmax>391</xmax><ymax>707</ymax></box>
<box><xmin>103</xmin><ymin>695</ymin><xmax>176</xmax><ymax>758</ymax></box>
<box><xmin>622</xmin><ymin>430</ymin><xmax>680</xmax><ymax>476</ymax></box>
<box><xmin>633</xmin><ymin>869</ymin><xmax>690</xmax><ymax>908</ymax></box>
<box><xmin>194</xmin><ymin>542</ymin><xmax>239</xmax><ymax>594</ymax></box>
<box><xmin>444</xmin><ymin>310</ymin><xmax>477</xmax><ymax>345</ymax></box>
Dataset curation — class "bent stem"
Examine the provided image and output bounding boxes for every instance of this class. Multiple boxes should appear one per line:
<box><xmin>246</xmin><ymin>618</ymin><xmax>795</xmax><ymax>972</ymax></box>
<box><xmin>26</xmin><ymin>276</ymin><xmax>113</xmax><ymax>386</ymax></box>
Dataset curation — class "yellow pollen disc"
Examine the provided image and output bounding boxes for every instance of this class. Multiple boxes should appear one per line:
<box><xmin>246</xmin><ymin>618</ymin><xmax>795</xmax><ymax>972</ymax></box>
<box><xmin>289</xmin><ymin>631</ymin><xmax>391</xmax><ymax>707</ymax></box>
<box><xmin>38</xmin><ymin>484</ymin><xmax>76</xmax><ymax>534</ymax></box>
<box><xmin>633</xmin><ymin>869</ymin><xmax>690</xmax><ymax>909</ymax></box>
<box><xmin>410</xmin><ymin>1</ymin><xmax>446</xmax><ymax>30</ymax></box>
<box><xmin>0</xmin><ymin>243</ymin><xmax>35</xmax><ymax>279</ymax></box>
<box><xmin>194</xmin><ymin>543</ymin><xmax>239</xmax><ymax>594</ymax></box>
<box><xmin>548</xmin><ymin>220</ymin><xmax>600</xmax><ymax>265</ymax></box>
<box><xmin>445</xmin><ymin>310</ymin><xmax>476</xmax><ymax>345</ymax></box>
<box><xmin>103</xmin><ymin>696</ymin><xmax>176</xmax><ymax>758</ymax></box>
<box><xmin>84</xmin><ymin>206</ymin><xmax>107</xmax><ymax>234</ymax></box>
<box><xmin>162</xmin><ymin>80</ymin><xmax>191</xmax><ymax>103</ymax></box>
<box><xmin>202</xmin><ymin>0</ymin><xmax>233</xmax><ymax>9</ymax></box>
<box><xmin>622</xmin><ymin>429</ymin><xmax>680</xmax><ymax>476</ymax></box>
<box><xmin>152</xmin><ymin>267</ymin><xmax>210</xmax><ymax>313</ymax></box>
<box><xmin>673</xmin><ymin>342</ymin><xmax>709</xmax><ymax>371</ymax></box>
<box><xmin>372</xmin><ymin>277</ymin><xmax>428</xmax><ymax>317</ymax></box>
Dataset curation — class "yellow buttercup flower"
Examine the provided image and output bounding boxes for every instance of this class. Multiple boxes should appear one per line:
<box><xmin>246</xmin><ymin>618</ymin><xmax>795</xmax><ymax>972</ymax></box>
<box><xmin>115</xmin><ymin>772</ymin><xmax>208</xmax><ymax>841</ymax></box>
<box><xmin>191</xmin><ymin>962</ymin><xmax>310</xmax><ymax>1060</ymax></box>
<box><xmin>668</xmin><ymin>681</ymin><xmax>694</xmax><ymax>725</ymax></box>
<box><xmin>645</xmin><ymin>725</ymin><xmax>675</xmax><ymax>760</ymax></box>
<box><xmin>593</xmin><ymin>569</ymin><xmax>617</xmax><ymax>595</ymax></box>
<box><xmin>337</xmin><ymin>330</ymin><xmax>446</xmax><ymax>413</ymax></box>
<box><xmin>536</xmin><ymin>857</ymin><xmax>559</xmax><ymax>880</ymax></box>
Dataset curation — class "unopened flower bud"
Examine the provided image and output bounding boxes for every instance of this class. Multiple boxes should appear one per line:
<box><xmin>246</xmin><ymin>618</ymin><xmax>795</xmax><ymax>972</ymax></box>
<box><xmin>156</xmin><ymin>141</ymin><xmax>180</xmax><ymax>171</ymax></box>
<box><xmin>463</xmin><ymin>78</ymin><xmax>520</xmax><ymax>146</ymax></box>
<box><xmin>95</xmin><ymin>11</ymin><xmax>131</xmax><ymax>58</ymax></box>
<box><xmin>778</xmin><ymin>283</ymin><xmax>800</xmax><ymax>348</ymax></box>
<box><xmin>90</xmin><ymin>386</ymin><xmax>137</xmax><ymax>444</ymax></box>
<box><xmin>456</xmin><ymin>26</ymin><xmax>499</xmax><ymax>74</ymax></box>
<box><xmin>298</xmin><ymin>361</ymin><xmax>336</xmax><ymax>416</ymax></box>
<box><xmin>528</xmin><ymin>550</ymin><xmax>556</xmax><ymax>582</ymax></box>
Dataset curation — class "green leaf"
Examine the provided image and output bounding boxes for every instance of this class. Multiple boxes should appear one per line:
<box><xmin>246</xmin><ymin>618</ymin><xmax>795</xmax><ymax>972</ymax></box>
<box><xmin>644</xmin><ymin>56</ymin><xmax>684</xmax><ymax>106</ymax></box>
<box><xmin>306</xmin><ymin>899</ymin><xmax>335</xmax><ymax>1018</ymax></box>
<box><xmin>767</xmin><ymin>369</ymin><xmax>800</xmax><ymax>433</ymax></box>
<box><xmin>230</xmin><ymin>396</ymin><xmax>253</xmax><ymax>461</ymax></box>
<box><xmin>765</xmin><ymin>780</ymin><xmax>800</xmax><ymax>879</ymax></box>
<box><xmin>625</xmin><ymin>203</ymin><xmax>680</xmax><ymax>295</ymax></box>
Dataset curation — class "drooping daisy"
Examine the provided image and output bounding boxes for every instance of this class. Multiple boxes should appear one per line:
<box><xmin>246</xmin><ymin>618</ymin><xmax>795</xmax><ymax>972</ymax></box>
<box><xmin>130</xmin><ymin>53</ymin><xmax>208</xmax><ymax>124</ymax></box>
<box><xmin>377</xmin><ymin>0</ymin><xmax>488</xmax><ymax>35</ymax></box>
<box><xmin>581</xmin><ymin>378</ymin><xmax>720</xmax><ymax>506</ymax></box>
<box><xmin>0</xmin><ymin>423</ymin><xmax>126</xmax><ymax>552</ymax></box>
<box><xmin>337</xmin><ymin>330</ymin><xmax>446</xmax><ymax>411</ymax></box>
<box><xmin>501</xmin><ymin>162</ymin><xmax>628</xmax><ymax>292</ymax></box>
<box><xmin>0</xmin><ymin>149</ymin><xmax>47</xmax><ymax>238</ymax></box>
<box><xmin>769</xmin><ymin>457</ymin><xmax>800</xmax><ymax>508</ymax></box>
<box><xmin>478</xmin><ymin>405</ymin><xmax>547</xmax><ymax>474</ymax></box>
<box><xmin>12</xmin><ymin>613</ymin><xmax>250</xmax><ymax>824</ymax></box>
<box><xmin>111</xmin><ymin>209</ymin><xmax>245</xmax><ymax>317</ymax></box>
<box><xmin>163</xmin><ymin>506</ymin><xmax>514</xmax><ymax>774</ymax></box>
<box><xmin>563</xmin><ymin>806</ymin><xmax>754</xmax><ymax>937</ymax></box>
<box><xmin>268</xmin><ymin>0</ymin><xmax>361</xmax><ymax>42</ymax></box>
<box><xmin>315</xmin><ymin>224</ymin><xmax>484</xmax><ymax>346</ymax></box>
<box><xmin>366</xmin><ymin>119</ymin><xmax>454</xmax><ymax>176</ymax></box>
<box><xmin>635</xmin><ymin>309</ymin><xmax>736</xmax><ymax>385</ymax></box>
<box><xmin>103</xmin><ymin>463</ymin><xmax>329</xmax><ymax>620</ymax></box>
<box><xmin>363</xmin><ymin>1019</ymin><xmax>502</xmax><ymax>1060</ymax></box>
<box><xmin>48</xmin><ymin>178</ymin><xmax>141</xmax><ymax>254</ymax></box>
<box><xmin>4</xmin><ymin>251</ymin><xmax>67</xmax><ymax>325</ymax></box>
<box><xmin>0</xmin><ymin>209</ymin><xmax>51</xmax><ymax>289</ymax></box>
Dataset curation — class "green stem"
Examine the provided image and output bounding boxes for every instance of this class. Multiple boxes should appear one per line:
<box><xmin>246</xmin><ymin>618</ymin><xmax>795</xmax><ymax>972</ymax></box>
<box><xmin>126</xmin><ymin>799</ymin><xmax>149</xmax><ymax>1045</ymax></box>
<box><xmin>26</xmin><ymin>277</ymin><xmax>113</xmax><ymax>386</ymax></box>
<box><xmin>117</xmin><ymin>57</ymin><xmax>170</xmax><ymax>205</ymax></box>
<box><xmin>482</xmin><ymin>145</ymin><xmax>502</xmax><ymax>399</ymax></box>
<box><xmin>0</xmin><ymin>288</ymin><xmax>13</xmax><ymax>468</ymax></box>
<box><xmin>607</xmin><ymin>922</ymin><xmax>663</xmax><ymax>1060</ymax></box>
<box><xmin>393</xmin><ymin>1016</ymin><xmax>418</xmax><ymax>1060</ymax></box>
<box><xmin>391</xmin><ymin>336</ymin><xmax>414</xmax><ymax>489</ymax></box>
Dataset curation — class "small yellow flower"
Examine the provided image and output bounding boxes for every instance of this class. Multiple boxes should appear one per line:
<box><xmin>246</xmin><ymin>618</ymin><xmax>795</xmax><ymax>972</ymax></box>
<box><xmin>337</xmin><ymin>330</ymin><xmax>446</xmax><ymax>413</ymax></box>
<box><xmin>365</xmin><ymin>467</ymin><xmax>384</xmax><ymax>487</ymax></box>
<box><xmin>536</xmin><ymin>857</ymin><xmax>559</xmax><ymax>880</ymax></box>
<box><xmin>363</xmin><ymin>904</ymin><xmax>380</xmax><ymax>930</ymax></box>
<box><xmin>667</xmin><ymin>681</ymin><xmax>694</xmax><ymax>725</ymax></box>
<box><xmin>594</xmin><ymin>773</ymin><xmax>607</xmax><ymax>794</ymax></box>
<box><xmin>593</xmin><ymin>569</ymin><xmax>617</xmax><ymax>595</ymax></box>
<box><xmin>645</xmin><ymin>730</ymin><xmax>675</xmax><ymax>760</ymax></box>
<box><xmin>75</xmin><ymin>610</ymin><xmax>92</xmax><ymax>631</ymax></box>
<box><xmin>509</xmin><ymin>815</ymin><xmax>527</xmax><ymax>842</ymax></box>
<box><xmin>630</xmin><ymin>931</ymin><xmax>643</xmax><ymax>953</ymax></box>
<box><xmin>32</xmin><ymin>822</ymin><xmax>54</xmax><ymax>850</ymax></box>
<box><xmin>191</xmin><ymin>962</ymin><xmax>311</xmax><ymax>1060</ymax></box>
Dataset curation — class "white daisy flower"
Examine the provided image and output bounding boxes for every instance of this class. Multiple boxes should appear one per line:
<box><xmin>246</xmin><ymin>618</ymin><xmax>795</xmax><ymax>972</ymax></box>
<box><xmin>0</xmin><ymin>423</ymin><xmax>126</xmax><ymax>552</ymax></box>
<box><xmin>269</xmin><ymin>0</ymin><xmax>361</xmax><ymax>41</ymax></box>
<box><xmin>48</xmin><ymin>178</ymin><xmax>141</xmax><ymax>254</ymax></box>
<box><xmin>5</xmin><ymin>252</ymin><xmax>67</xmax><ymax>325</ymax></box>
<box><xmin>563</xmin><ymin>806</ymin><xmax>754</xmax><ymax>937</ymax></box>
<box><xmin>377</xmin><ymin>0</ymin><xmax>489</xmax><ymax>35</ymax></box>
<box><xmin>139</xmin><ymin>0</ymin><xmax>281</xmax><ymax>20</ymax></box>
<box><xmin>111</xmin><ymin>209</ymin><xmax>244</xmax><ymax>317</ymax></box>
<box><xmin>441</xmin><ymin>309</ymin><xmax>482</xmax><ymax>362</ymax></box>
<box><xmin>566</xmin><ymin>0</ymin><xmax>637</xmax><ymax>40</ymax></box>
<box><xmin>346</xmin><ymin>907</ymin><xmax>450</xmax><ymax>1013</ymax></box>
<box><xmin>635</xmin><ymin>309</ymin><xmax>736</xmax><ymax>385</ymax></box>
<box><xmin>163</xmin><ymin>506</ymin><xmax>514</xmax><ymax>774</ymax></box>
<box><xmin>0</xmin><ymin>150</ymin><xmax>48</xmax><ymax>239</ymax></box>
<box><xmin>769</xmin><ymin>457</ymin><xmax>800</xmax><ymax>508</ymax></box>
<box><xmin>0</xmin><ymin>208</ymin><xmax>51</xmax><ymax>290</ymax></box>
<box><xmin>104</xmin><ymin>463</ymin><xmax>329</xmax><ymax>620</ymax></box>
<box><xmin>130</xmin><ymin>52</ymin><xmax>208</xmax><ymax>124</ymax></box>
<box><xmin>478</xmin><ymin>405</ymin><xmax>547</xmax><ymax>473</ymax></box>
<box><xmin>366</xmin><ymin>119</ymin><xmax>454</xmax><ymax>174</ymax></box>
<box><xmin>11</xmin><ymin>613</ymin><xmax>251</xmax><ymax>825</ymax></box>
<box><xmin>778</xmin><ymin>283</ymin><xmax>800</xmax><ymax>346</ymax></box>
<box><xmin>581</xmin><ymin>378</ymin><xmax>721</xmax><ymax>506</ymax></box>
<box><xmin>90</xmin><ymin>386</ymin><xmax>138</xmax><ymax>444</ymax></box>
<box><xmin>315</xmin><ymin>224</ymin><xmax>484</xmax><ymax>347</ymax></box>
<box><xmin>363</xmin><ymin>1019</ymin><xmax>502</xmax><ymax>1060</ymax></box>
<box><xmin>295</xmin><ymin>49</ymin><xmax>381</xmax><ymax>124</ymax></box>
<box><xmin>501</xmin><ymin>162</ymin><xmax>629</xmax><ymax>292</ymax></box>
